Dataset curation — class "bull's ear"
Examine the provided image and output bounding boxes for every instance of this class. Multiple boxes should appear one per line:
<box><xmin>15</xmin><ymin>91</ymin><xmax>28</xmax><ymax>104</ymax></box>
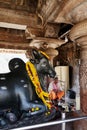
<box><xmin>32</xmin><ymin>49</ymin><xmax>41</xmax><ymax>60</ymax></box>
<box><xmin>30</xmin><ymin>59</ymin><xmax>35</xmax><ymax>64</ymax></box>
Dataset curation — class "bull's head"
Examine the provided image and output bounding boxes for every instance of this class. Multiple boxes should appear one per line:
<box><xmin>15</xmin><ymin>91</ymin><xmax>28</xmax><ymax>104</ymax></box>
<box><xmin>30</xmin><ymin>49</ymin><xmax>56</xmax><ymax>78</ymax></box>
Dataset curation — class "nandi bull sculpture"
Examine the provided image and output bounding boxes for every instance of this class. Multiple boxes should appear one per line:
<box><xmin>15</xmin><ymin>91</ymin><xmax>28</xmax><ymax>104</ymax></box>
<box><xmin>0</xmin><ymin>49</ymin><xmax>57</xmax><ymax>129</ymax></box>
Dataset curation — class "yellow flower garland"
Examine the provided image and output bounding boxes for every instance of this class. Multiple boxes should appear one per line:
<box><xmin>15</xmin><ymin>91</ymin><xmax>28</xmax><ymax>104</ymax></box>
<box><xmin>26</xmin><ymin>61</ymin><xmax>52</xmax><ymax>108</ymax></box>
<box><xmin>39</xmin><ymin>51</ymin><xmax>49</xmax><ymax>59</ymax></box>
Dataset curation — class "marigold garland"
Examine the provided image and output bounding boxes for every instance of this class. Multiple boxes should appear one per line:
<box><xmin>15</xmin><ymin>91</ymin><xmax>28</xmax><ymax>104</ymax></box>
<box><xmin>39</xmin><ymin>51</ymin><xmax>49</xmax><ymax>59</ymax></box>
<box><xmin>26</xmin><ymin>61</ymin><xmax>52</xmax><ymax>108</ymax></box>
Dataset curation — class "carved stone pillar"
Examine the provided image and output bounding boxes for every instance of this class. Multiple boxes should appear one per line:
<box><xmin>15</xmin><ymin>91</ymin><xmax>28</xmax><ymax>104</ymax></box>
<box><xmin>45</xmin><ymin>48</ymin><xmax>58</xmax><ymax>66</ymax></box>
<box><xmin>73</xmin><ymin>45</ymin><xmax>87</xmax><ymax>130</ymax></box>
<box><xmin>68</xmin><ymin>20</ymin><xmax>87</xmax><ymax>130</ymax></box>
<box><xmin>79</xmin><ymin>45</ymin><xmax>87</xmax><ymax>113</ymax></box>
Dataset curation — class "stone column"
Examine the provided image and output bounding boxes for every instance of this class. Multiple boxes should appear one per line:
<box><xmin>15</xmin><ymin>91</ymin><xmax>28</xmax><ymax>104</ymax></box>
<box><xmin>80</xmin><ymin>46</ymin><xmax>87</xmax><ymax>113</ymax></box>
<box><xmin>45</xmin><ymin>48</ymin><xmax>58</xmax><ymax>66</ymax></box>
<box><xmin>73</xmin><ymin>45</ymin><xmax>87</xmax><ymax>130</ymax></box>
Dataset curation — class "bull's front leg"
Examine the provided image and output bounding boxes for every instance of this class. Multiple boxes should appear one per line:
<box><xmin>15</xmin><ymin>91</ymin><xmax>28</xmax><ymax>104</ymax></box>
<box><xmin>16</xmin><ymin>87</ymin><xmax>46</xmax><ymax>116</ymax></box>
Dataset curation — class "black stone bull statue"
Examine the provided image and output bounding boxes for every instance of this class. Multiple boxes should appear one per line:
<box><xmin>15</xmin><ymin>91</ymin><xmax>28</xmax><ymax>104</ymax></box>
<box><xmin>0</xmin><ymin>49</ymin><xmax>56</xmax><ymax>128</ymax></box>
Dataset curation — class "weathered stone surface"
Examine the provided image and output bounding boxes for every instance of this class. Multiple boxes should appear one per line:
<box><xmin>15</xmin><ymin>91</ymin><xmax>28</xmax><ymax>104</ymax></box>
<box><xmin>80</xmin><ymin>61</ymin><xmax>87</xmax><ymax>113</ymax></box>
<box><xmin>73</xmin><ymin>111</ymin><xmax>87</xmax><ymax>130</ymax></box>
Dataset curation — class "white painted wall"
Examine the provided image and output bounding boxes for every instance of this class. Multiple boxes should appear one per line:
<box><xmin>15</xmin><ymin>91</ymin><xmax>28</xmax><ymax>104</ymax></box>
<box><xmin>0</xmin><ymin>49</ymin><xmax>28</xmax><ymax>73</ymax></box>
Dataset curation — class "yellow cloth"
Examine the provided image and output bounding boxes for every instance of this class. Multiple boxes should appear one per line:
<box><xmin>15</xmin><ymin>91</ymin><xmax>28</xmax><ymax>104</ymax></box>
<box><xmin>49</xmin><ymin>90</ymin><xmax>64</xmax><ymax>100</ymax></box>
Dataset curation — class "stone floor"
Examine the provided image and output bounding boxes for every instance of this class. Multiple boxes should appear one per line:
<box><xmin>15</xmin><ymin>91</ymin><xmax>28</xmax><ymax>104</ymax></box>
<box><xmin>30</xmin><ymin>112</ymin><xmax>74</xmax><ymax>130</ymax></box>
<box><xmin>32</xmin><ymin>122</ymin><xmax>74</xmax><ymax>130</ymax></box>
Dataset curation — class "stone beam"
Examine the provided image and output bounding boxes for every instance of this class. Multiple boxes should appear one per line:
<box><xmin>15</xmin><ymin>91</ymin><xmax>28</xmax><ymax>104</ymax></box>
<box><xmin>0</xmin><ymin>28</ymin><xmax>30</xmax><ymax>43</ymax></box>
<box><xmin>0</xmin><ymin>41</ymin><xmax>29</xmax><ymax>50</ymax></box>
<box><xmin>0</xmin><ymin>8</ymin><xmax>40</xmax><ymax>28</ymax></box>
<box><xmin>29</xmin><ymin>37</ymin><xmax>67</xmax><ymax>49</ymax></box>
